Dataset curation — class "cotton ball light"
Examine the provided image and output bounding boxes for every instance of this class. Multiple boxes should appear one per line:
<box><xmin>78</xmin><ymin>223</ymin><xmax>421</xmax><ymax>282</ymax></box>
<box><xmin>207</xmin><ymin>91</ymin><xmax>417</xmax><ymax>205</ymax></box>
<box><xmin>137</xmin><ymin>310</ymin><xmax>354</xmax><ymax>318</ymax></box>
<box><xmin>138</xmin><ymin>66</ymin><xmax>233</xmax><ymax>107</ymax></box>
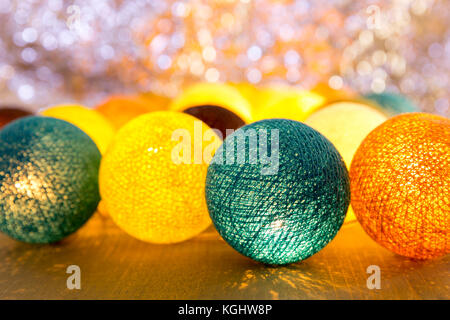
<box><xmin>169</xmin><ymin>83</ymin><xmax>252</xmax><ymax>138</ymax></box>
<box><xmin>96</xmin><ymin>94</ymin><xmax>167</xmax><ymax>129</ymax></box>
<box><xmin>100</xmin><ymin>111</ymin><xmax>221</xmax><ymax>243</ymax></box>
<box><xmin>350</xmin><ymin>113</ymin><xmax>449</xmax><ymax>259</ymax></box>
<box><xmin>304</xmin><ymin>101</ymin><xmax>388</xmax><ymax>223</ymax></box>
<box><xmin>363</xmin><ymin>92</ymin><xmax>420</xmax><ymax>116</ymax></box>
<box><xmin>0</xmin><ymin>116</ymin><xmax>101</xmax><ymax>243</ymax></box>
<box><xmin>41</xmin><ymin>104</ymin><xmax>115</xmax><ymax>155</ymax></box>
<box><xmin>206</xmin><ymin>119</ymin><xmax>350</xmax><ymax>265</ymax></box>
<box><xmin>0</xmin><ymin>106</ymin><xmax>33</xmax><ymax>128</ymax></box>
<box><xmin>252</xmin><ymin>86</ymin><xmax>326</xmax><ymax>122</ymax></box>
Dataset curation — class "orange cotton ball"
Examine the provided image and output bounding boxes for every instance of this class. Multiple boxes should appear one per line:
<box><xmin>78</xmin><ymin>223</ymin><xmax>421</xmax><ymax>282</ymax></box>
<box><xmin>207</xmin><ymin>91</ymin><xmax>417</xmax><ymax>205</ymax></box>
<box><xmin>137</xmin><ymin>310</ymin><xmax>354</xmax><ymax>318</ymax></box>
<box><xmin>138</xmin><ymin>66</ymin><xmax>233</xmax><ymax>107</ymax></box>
<box><xmin>350</xmin><ymin>113</ymin><xmax>449</xmax><ymax>260</ymax></box>
<box><xmin>96</xmin><ymin>94</ymin><xmax>168</xmax><ymax>129</ymax></box>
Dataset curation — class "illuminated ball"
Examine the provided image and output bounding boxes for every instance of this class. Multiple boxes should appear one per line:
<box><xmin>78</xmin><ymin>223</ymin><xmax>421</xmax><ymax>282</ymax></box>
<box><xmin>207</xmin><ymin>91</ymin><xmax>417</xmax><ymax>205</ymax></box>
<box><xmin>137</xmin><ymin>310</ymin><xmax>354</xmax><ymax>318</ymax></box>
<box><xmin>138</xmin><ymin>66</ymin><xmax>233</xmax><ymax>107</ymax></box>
<box><xmin>96</xmin><ymin>95</ymin><xmax>167</xmax><ymax>129</ymax></box>
<box><xmin>350</xmin><ymin>113</ymin><xmax>450</xmax><ymax>259</ymax></box>
<box><xmin>0</xmin><ymin>116</ymin><xmax>101</xmax><ymax>243</ymax></box>
<box><xmin>170</xmin><ymin>83</ymin><xmax>252</xmax><ymax>137</ymax></box>
<box><xmin>100</xmin><ymin>111</ymin><xmax>220</xmax><ymax>243</ymax></box>
<box><xmin>304</xmin><ymin>102</ymin><xmax>387</xmax><ymax>223</ymax></box>
<box><xmin>0</xmin><ymin>106</ymin><xmax>33</xmax><ymax>128</ymax></box>
<box><xmin>253</xmin><ymin>86</ymin><xmax>327</xmax><ymax>122</ymax></box>
<box><xmin>363</xmin><ymin>92</ymin><xmax>420</xmax><ymax>116</ymax></box>
<box><xmin>206</xmin><ymin>119</ymin><xmax>350</xmax><ymax>265</ymax></box>
<box><xmin>41</xmin><ymin>104</ymin><xmax>115</xmax><ymax>154</ymax></box>
<box><xmin>229</xmin><ymin>82</ymin><xmax>260</xmax><ymax>108</ymax></box>
<box><xmin>139</xmin><ymin>91</ymin><xmax>171</xmax><ymax>109</ymax></box>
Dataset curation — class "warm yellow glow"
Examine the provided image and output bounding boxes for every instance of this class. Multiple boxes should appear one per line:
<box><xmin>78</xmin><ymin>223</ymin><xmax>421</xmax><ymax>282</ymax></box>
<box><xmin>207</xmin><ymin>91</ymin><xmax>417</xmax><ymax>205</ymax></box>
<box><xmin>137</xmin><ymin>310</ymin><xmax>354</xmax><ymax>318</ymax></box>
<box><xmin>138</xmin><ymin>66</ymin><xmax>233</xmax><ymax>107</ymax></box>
<box><xmin>304</xmin><ymin>101</ymin><xmax>387</xmax><ymax>223</ymax></box>
<box><xmin>252</xmin><ymin>86</ymin><xmax>327</xmax><ymax>122</ymax></box>
<box><xmin>169</xmin><ymin>82</ymin><xmax>253</xmax><ymax>123</ymax></box>
<box><xmin>41</xmin><ymin>104</ymin><xmax>115</xmax><ymax>155</ymax></box>
<box><xmin>99</xmin><ymin>111</ymin><xmax>220</xmax><ymax>243</ymax></box>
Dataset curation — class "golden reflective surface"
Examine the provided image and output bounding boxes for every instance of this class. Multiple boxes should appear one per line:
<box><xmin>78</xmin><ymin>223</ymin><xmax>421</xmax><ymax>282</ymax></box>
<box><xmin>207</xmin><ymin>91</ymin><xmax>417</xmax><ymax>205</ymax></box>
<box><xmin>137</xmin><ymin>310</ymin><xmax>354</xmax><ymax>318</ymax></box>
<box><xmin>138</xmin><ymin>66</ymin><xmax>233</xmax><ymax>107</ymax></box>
<box><xmin>0</xmin><ymin>214</ymin><xmax>448</xmax><ymax>299</ymax></box>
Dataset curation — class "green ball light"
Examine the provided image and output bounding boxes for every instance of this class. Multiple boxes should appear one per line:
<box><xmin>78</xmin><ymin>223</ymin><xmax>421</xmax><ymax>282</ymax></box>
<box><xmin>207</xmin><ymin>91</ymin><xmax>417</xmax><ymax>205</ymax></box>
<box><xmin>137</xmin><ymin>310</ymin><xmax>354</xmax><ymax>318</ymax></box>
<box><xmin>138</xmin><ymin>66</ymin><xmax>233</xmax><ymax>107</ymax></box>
<box><xmin>364</xmin><ymin>92</ymin><xmax>420</xmax><ymax>116</ymax></box>
<box><xmin>0</xmin><ymin>116</ymin><xmax>101</xmax><ymax>243</ymax></box>
<box><xmin>206</xmin><ymin>119</ymin><xmax>350</xmax><ymax>265</ymax></box>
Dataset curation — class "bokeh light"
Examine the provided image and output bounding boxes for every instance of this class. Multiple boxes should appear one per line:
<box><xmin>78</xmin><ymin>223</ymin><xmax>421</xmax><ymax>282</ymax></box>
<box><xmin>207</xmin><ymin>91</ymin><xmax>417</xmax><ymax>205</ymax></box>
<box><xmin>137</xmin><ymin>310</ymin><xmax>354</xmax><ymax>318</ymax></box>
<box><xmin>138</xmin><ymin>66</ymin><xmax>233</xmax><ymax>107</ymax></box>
<box><xmin>0</xmin><ymin>1</ymin><xmax>447</xmax><ymax>117</ymax></box>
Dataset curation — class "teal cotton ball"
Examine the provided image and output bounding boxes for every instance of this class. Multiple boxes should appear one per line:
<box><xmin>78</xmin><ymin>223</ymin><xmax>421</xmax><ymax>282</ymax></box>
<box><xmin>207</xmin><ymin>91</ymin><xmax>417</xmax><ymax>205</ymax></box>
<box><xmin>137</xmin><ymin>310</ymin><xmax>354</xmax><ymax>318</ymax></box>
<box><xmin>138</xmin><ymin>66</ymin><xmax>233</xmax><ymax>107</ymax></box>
<box><xmin>206</xmin><ymin>119</ymin><xmax>350</xmax><ymax>265</ymax></box>
<box><xmin>364</xmin><ymin>92</ymin><xmax>420</xmax><ymax>116</ymax></box>
<box><xmin>0</xmin><ymin>116</ymin><xmax>101</xmax><ymax>243</ymax></box>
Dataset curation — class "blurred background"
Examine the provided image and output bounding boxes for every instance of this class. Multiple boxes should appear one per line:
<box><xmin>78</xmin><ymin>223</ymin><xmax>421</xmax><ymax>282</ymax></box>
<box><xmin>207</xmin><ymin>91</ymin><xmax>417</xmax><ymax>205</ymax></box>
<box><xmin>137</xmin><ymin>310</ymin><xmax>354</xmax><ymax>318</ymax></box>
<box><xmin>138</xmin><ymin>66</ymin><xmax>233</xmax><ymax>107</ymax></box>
<box><xmin>0</xmin><ymin>0</ymin><xmax>448</xmax><ymax>116</ymax></box>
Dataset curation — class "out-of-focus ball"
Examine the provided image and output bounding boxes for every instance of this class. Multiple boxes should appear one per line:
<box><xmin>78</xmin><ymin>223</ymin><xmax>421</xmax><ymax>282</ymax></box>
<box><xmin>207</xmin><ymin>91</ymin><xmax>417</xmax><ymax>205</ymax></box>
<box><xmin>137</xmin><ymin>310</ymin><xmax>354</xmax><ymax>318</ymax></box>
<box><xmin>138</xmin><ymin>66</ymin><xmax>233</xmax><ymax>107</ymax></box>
<box><xmin>363</xmin><ymin>92</ymin><xmax>420</xmax><ymax>116</ymax></box>
<box><xmin>304</xmin><ymin>102</ymin><xmax>387</xmax><ymax>167</ymax></box>
<box><xmin>206</xmin><ymin>119</ymin><xmax>350</xmax><ymax>265</ymax></box>
<box><xmin>96</xmin><ymin>94</ymin><xmax>167</xmax><ymax>129</ymax></box>
<box><xmin>139</xmin><ymin>92</ymin><xmax>171</xmax><ymax>110</ymax></box>
<box><xmin>350</xmin><ymin>113</ymin><xmax>449</xmax><ymax>259</ymax></box>
<box><xmin>0</xmin><ymin>106</ymin><xmax>33</xmax><ymax>128</ymax></box>
<box><xmin>41</xmin><ymin>104</ymin><xmax>115</xmax><ymax>155</ymax></box>
<box><xmin>169</xmin><ymin>83</ymin><xmax>252</xmax><ymax>137</ymax></box>
<box><xmin>252</xmin><ymin>86</ymin><xmax>327</xmax><ymax>122</ymax></box>
<box><xmin>229</xmin><ymin>82</ymin><xmax>260</xmax><ymax>107</ymax></box>
<box><xmin>100</xmin><ymin>111</ymin><xmax>220</xmax><ymax>243</ymax></box>
<box><xmin>0</xmin><ymin>116</ymin><xmax>101</xmax><ymax>243</ymax></box>
<box><xmin>310</xmin><ymin>83</ymin><xmax>354</xmax><ymax>104</ymax></box>
<box><xmin>304</xmin><ymin>102</ymin><xmax>387</xmax><ymax>223</ymax></box>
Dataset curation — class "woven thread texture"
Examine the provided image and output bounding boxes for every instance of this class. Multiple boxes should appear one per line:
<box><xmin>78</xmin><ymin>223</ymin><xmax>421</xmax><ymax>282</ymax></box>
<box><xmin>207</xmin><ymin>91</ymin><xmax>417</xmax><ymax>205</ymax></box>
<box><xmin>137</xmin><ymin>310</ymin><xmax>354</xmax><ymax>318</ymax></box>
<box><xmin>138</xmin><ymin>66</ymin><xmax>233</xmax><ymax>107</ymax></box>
<box><xmin>206</xmin><ymin>119</ymin><xmax>350</xmax><ymax>265</ymax></box>
<box><xmin>0</xmin><ymin>116</ymin><xmax>101</xmax><ymax>243</ymax></box>
<box><xmin>350</xmin><ymin>113</ymin><xmax>449</xmax><ymax>259</ymax></box>
<box><xmin>99</xmin><ymin>111</ymin><xmax>215</xmax><ymax>244</ymax></box>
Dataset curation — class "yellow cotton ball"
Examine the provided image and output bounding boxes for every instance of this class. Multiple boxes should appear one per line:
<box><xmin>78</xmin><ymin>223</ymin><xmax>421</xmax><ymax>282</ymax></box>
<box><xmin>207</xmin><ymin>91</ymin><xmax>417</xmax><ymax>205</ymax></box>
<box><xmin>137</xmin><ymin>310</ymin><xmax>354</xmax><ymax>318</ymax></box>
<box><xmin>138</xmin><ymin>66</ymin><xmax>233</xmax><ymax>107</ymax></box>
<box><xmin>99</xmin><ymin>111</ymin><xmax>221</xmax><ymax>243</ymax></box>
<box><xmin>304</xmin><ymin>101</ymin><xmax>388</xmax><ymax>223</ymax></box>
<box><xmin>228</xmin><ymin>82</ymin><xmax>261</xmax><ymax>116</ymax></box>
<box><xmin>253</xmin><ymin>86</ymin><xmax>327</xmax><ymax>122</ymax></box>
<box><xmin>41</xmin><ymin>104</ymin><xmax>115</xmax><ymax>155</ymax></box>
